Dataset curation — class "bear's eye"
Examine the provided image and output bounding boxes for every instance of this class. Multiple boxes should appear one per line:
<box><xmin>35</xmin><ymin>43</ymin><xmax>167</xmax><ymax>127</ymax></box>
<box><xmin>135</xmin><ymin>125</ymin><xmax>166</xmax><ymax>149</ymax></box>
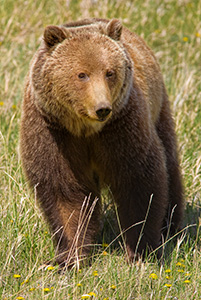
<box><xmin>106</xmin><ymin>70</ymin><xmax>115</xmax><ymax>79</ymax></box>
<box><xmin>78</xmin><ymin>73</ymin><xmax>88</xmax><ymax>80</ymax></box>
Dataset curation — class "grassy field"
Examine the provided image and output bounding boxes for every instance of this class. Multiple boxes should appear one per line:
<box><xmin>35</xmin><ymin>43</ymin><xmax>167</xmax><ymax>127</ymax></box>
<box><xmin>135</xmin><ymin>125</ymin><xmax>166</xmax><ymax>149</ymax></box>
<box><xmin>0</xmin><ymin>0</ymin><xmax>201</xmax><ymax>299</ymax></box>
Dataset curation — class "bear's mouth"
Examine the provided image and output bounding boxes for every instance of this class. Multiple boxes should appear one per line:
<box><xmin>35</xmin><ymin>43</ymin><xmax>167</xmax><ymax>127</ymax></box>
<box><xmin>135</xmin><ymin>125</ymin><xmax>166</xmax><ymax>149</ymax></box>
<box><xmin>88</xmin><ymin>113</ymin><xmax>112</xmax><ymax>123</ymax></box>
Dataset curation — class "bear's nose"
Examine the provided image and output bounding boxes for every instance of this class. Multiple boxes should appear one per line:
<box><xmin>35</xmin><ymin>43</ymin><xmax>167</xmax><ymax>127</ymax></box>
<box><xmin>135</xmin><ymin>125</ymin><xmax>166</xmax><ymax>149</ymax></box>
<box><xmin>95</xmin><ymin>106</ymin><xmax>112</xmax><ymax>121</ymax></box>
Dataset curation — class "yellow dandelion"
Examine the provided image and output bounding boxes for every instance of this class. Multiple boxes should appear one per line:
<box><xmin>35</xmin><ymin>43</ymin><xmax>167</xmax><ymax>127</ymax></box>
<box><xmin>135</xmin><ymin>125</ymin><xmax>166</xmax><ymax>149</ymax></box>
<box><xmin>184</xmin><ymin>280</ymin><xmax>191</xmax><ymax>284</ymax></box>
<box><xmin>16</xmin><ymin>297</ymin><xmax>24</xmax><ymax>300</ymax></box>
<box><xmin>183</xmin><ymin>37</ymin><xmax>188</xmax><ymax>42</ymax></box>
<box><xmin>0</xmin><ymin>102</ymin><xmax>4</xmax><ymax>106</ymax></box>
<box><xmin>176</xmin><ymin>262</ymin><xmax>182</xmax><ymax>266</ymax></box>
<box><xmin>13</xmin><ymin>274</ymin><xmax>21</xmax><ymax>278</ymax></box>
<box><xmin>29</xmin><ymin>288</ymin><xmax>35</xmax><ymax>291</ymax></box>
<box><xmin>195</xmin><ymin>32</ymin><xmax>201</xmax><ymax>37</ymax></box>
<box><xmin>21</xmin><ymin>280</ymin><xmax>29</xmax><ymax>285</ymax></box>
<box><xmin>77</xmin><ymin>283</ymin><xmax>82</xmax><ymax>287</ymax></box>
<box><xmin>43</xmin><ymin>288</ymin><xmax>50</xmax><ymax>292</ymax></box>
<box><xmin>164</xmin><ymin>283</ymin><xmax>172</xmax><ymax>288</ymax></box>
<box><xmin>103</xmin><ymin>298</ymin><xmax>109</xmax><ymax>300</ymax></box>
<box><xmin>166</xmin><ymin>275</ymin><xmax>172</xmax><ymax>280</ymax></box>
<box><xmin>165</xmin><ymin>269</ymin><xmax>171</xmax><ymax>273</ymax></box>
<box><xmin>81</xmin><ymin>294</ymin><xmax>91</xmax><ymax>299</ymax></box>
<box><xmin>185</xmin><ymin>272</ymin><xmax>191</xmax><ymax>276</ymax></box>
<box><xmin>149</xmin><ymin>273</ymin><xmax>158</xmax><ymax>280</ymax></box>
<box><xmin>102</xmin><ymin>250</ymin><xmax>108</xmax><ymax>256</ymax></box>
<box><xmin>79</xmin><ymin>269</ymin><xmax>82</xmax><ymax>273</ymax></box>
<box><xmin>111</xmin><ymin>284</ymin><xmax>116</xmax><ymax>289</ymax></box>
<box><xmin>93</xmin><ymin>270</ymin><xmax>98</xmax><ymax>276</ymax></box>
<box><xmin>102</xmin><ymin>243</ymin><xmax>109</xmax><ymax>248</ymax></box>
<box><xmin>12</xmin><ymin>104</ymin><xmax>17</xmax><ymax>109</ymax></box>
<box><xmin>177</xmin><ymin>269</ymin><xmax>184</xmax><ymax>273</ymax></box>
<box><xmin>47</xmin><ymin>266</ymin><xmax>55</xmax><ymax>270</ymax></box>
<box><xmin>89</xmin><ymin>292</ymin><xmax>96</xmax><ymax>296</ymax></box>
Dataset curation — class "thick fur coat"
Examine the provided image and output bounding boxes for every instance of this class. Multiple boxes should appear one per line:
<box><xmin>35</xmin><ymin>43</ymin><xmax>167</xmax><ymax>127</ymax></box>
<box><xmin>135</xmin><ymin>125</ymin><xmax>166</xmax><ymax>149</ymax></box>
<box><xmin>20</xmin><ymin>18</ymin><xmax>183</xmax><ymax>266</ymax></box>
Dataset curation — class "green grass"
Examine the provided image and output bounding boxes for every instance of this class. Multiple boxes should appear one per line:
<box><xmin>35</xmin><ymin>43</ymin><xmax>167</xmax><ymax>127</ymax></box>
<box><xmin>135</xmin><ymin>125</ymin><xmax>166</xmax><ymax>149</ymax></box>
<box><xmin>0</xmin><ymin>0</ymin><xmax>201</xmax><ymax>299</ymax></box>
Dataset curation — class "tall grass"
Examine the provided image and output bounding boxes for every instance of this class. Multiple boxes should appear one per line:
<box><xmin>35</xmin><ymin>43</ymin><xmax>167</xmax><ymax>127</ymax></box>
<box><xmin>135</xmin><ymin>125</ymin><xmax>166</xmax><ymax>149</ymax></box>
<box><xmin>0</xmin><ymin>0</ymin><xmax>200</xmax><ymax>299</ymax></box>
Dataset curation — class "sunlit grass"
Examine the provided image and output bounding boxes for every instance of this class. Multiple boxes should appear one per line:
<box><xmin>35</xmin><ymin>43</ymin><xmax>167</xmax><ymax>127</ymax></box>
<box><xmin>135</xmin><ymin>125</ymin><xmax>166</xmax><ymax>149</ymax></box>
<box><xmin>0</xmin><ymin>0</ymin><xmax>200</xmax><ymax>299</ymax></box>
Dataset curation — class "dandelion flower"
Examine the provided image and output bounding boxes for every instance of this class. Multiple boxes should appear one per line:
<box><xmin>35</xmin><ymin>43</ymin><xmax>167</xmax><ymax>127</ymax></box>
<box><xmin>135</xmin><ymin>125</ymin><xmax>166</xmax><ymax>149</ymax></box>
<box><xmin>81</xmin><ymin>294</ymin><xmax>91</xmax><ymax>299</ymax></box>
<box><xmin>103</xmin><ymin>298</ymin><xmax>109</xmax><ymax>300</ymax></box>
<box><xmin>16</xmin><ymin>297</ymin><xmax>24</xmax><ymax>300</ymax></box>
<box><xmin>102</xmin><ymin>243</ymin><xmax>109</xmax><ymax>248</ymax></box>
<box><xmin>89</xmin><ymin>292</ymin><xmax>96</xmax><ymax>296</ymax></box>
<box><xmin>13</xmin><ymin>274</ymin><xmax>21</xmax><ymax>278</ymax></box>
<box><xmin>183</xmin><ymin>37</ymin><xmax>189</xmax><ymax>42</ymax></box>
<box><xmin>110</xmin><ymin>284</ymin><xmax>116</xmax><ymax>289</ymax></box>
<box><xmin>195</xmin><ymin>32</ymin><xmax>201</xmax><ymax>37</ymax></box>
<box><xmin>77</xmin><ymin>283</ymin><xmax>82</xmax><ymax>287</ymax></box>
<box><xmin>29</xmin><ymin>288</ymin><xmax>35</xmax><ymax>291</ymax></box>
<box><xmin>149</xmin><ymin>273</ymin><xmax>158</xmax><ymax>280</ymax></box>
<box><xmin>166</xmin><ymin>275</ymin><xmax>172</xmax><ymax>280</ymax></box>
<box><xmin>164</xmin><ymin>283</ymin><xmax>172</xmax><ymax>288</ymax></box>
<box><xmin>176</xmin><ymin>262</ymin><xmax>182</xmax><ymax>266</ymax></box>
<box><xmin>43</xmin><ymin>288</ymin><xmax>50</xmax><ymax>292</ymax></box>
<box><xmin>184</xmin><ymin>280</ymin><xmax>191</xmax><ymax>284</ymax></box>
<box><xmin>177</xmin><ymin>269</ymin><xmax>184</xmax><ymax>273</ymax></box>
<box><xmin>0</xmin><ymin>102</ymin><xmax>4</xmax><ymax>106</ymax></box>
<box><xmin>102</xmin><ymin>251</ymin><xmax>108</xmax><ymax>256</ymax></box>
<box><xmin>165</xmin><ymin>269</ymin><xmax>171</xmax><ymax>273</ymax></box>
<box><xmin>47</xmin><ymin>266</ymin><xmax>55</xmax><ymax>270</ymax></box>
<box><xmin>93</xmin><ymin>270</ymin><xmax>98</xmax><ymax>276</ymax></box>
<box><xmin>21</xmin><ymin>280</ymin><xmax>29</xmax><ymax>285</ymax></box>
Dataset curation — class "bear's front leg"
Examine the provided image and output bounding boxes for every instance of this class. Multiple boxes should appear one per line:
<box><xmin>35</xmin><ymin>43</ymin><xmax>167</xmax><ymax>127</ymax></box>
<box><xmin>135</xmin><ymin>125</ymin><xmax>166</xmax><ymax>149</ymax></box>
<box><xmin>55</xmin><ymin>193</ymin><xmax>100</xmax><ymax>268</ymax></box>
<box><xmin>112</xmin><ymin>141</ymin><xmax>169</xmax><ymax>261</ymax></box>
<box><xmin>35</xmin><ymin>181</ymin><xmax>100</xmax><ymax>268</ymax></box>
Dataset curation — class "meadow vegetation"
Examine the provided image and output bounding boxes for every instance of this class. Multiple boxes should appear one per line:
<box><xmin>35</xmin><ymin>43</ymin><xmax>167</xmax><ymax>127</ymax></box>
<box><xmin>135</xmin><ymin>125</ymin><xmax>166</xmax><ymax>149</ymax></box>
<box><xmin>0</xmin><ymin>0</ymin><xmax>200</xmax><ymax>299</ymax></box>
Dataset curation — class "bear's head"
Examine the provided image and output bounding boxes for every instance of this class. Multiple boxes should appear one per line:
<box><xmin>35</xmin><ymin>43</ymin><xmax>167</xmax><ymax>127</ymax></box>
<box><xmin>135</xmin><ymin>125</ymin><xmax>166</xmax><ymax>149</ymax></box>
<box><xmin>31</xmin><ymin>19</ymin><xmax>133</xmax><ymax>136</ymax></box>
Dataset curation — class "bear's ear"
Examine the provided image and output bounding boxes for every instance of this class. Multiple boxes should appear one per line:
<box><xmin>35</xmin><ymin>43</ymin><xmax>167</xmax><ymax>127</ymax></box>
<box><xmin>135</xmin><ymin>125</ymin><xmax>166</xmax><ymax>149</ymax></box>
<box><xmin>106</xmin><ymin>19</ymin><xmax>122</xmax><ymax>41</ymax></box>
<box><xmin>44</xmin><ymin>26</ymin><xmax>67</xmax><ymax>47</ymax></box>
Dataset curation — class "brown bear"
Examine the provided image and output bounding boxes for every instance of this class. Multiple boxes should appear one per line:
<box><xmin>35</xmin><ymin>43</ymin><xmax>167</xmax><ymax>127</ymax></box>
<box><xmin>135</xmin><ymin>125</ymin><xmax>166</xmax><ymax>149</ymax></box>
<box><xmin>20</xmin><ymin>18</ymin><xmax>184</xmax><ymax>267</ymax></box>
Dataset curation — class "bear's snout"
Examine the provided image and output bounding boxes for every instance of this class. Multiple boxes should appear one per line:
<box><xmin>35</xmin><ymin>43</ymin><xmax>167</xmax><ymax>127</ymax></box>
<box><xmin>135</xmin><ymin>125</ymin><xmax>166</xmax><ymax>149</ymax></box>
<box><xmin>95</xmin><ymin>103</ymin><xmax>112</xmax><ymax>121</ymax></box>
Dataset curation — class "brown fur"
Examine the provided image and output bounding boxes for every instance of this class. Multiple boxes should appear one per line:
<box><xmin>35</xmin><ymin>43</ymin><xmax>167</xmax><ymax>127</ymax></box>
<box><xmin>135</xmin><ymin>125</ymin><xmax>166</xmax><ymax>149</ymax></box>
<box><xmin>20</xmin><ymin>18</ymin><xmax>184</xmax><ymax>266</ymax></box>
